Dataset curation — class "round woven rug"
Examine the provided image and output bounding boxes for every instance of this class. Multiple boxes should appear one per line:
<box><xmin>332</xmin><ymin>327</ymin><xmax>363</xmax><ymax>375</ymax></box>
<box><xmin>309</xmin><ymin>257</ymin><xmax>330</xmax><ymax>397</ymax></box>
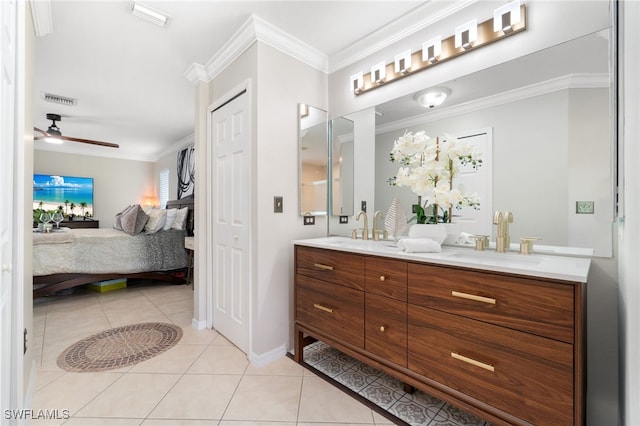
<box><xmin>57</xmin><ymin>322</ymin><xmax>182</xmax><ymax>372</ymax></box>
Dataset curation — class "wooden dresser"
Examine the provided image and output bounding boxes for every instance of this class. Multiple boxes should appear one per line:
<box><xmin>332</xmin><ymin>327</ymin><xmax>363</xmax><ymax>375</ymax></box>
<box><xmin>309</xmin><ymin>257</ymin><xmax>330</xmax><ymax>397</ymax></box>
<box><xmin>294</xmin><ymin>244</ymin><xmax>586</xmax><ymax>426</ymax></box>
<box><xmin>60</xmin><ymin>220</ymin><xmax>99</xmax><ymax>229</ymax></box>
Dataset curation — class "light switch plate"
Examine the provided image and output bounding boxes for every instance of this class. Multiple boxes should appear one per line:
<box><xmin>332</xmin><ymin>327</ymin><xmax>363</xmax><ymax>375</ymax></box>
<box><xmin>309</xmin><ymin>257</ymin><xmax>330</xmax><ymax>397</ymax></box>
<box><xmin>303</xmin><ymin>215</ymin><xmax>315</xmax><ymax>225</ymax></box>
<box><xmin>361</xmin><ymin>201</ymin><xmax>367</xmax><ymax>212</ymax></box>
<box><xmin>576</xmin><ymin>201</ymin><xmax>594</xmax><ymax>214</ymax></box>
<box><xmin>339</xmin><ymin>215</ymin><xmax>349</xmax><ymax>224</ymax></box>
<box><xmin>274</xmin><ymin>196</ymin><xmax>283</xmax><ymax>213</ymax></box>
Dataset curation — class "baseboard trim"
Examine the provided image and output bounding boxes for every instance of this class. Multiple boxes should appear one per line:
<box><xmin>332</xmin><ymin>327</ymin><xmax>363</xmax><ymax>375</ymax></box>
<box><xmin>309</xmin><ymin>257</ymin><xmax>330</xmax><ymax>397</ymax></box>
<box><xmin>249</xmin><ymin>343</ymin><xmax>287</xmax><ymax>367</ymax></box>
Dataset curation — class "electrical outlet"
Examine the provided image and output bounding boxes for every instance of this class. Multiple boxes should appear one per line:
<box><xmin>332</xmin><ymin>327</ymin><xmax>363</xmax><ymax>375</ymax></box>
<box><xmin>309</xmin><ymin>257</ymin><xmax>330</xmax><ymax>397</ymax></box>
<box><xmin>339</xmin><ymin>215</ymin><xmax>349</xmax><ymax>224</ymax></box>
<box><xmin>303</xmin><ymin>215</ymin><xmax>315</xmax><ymax>225</ymax></box>
<box><xmin>361</xmin><ymin>201</ymin><xmax>367</xmax><ymax>212</ymax></box>
<box><xmin>576</xmin><ymin>201</ymin><xmax>594</xmax><ymax>214</ymax></box>
<box><xmin>274</xmin><ymin>196</ymin><xmax>283</xmax><ymax>213</ymax></box>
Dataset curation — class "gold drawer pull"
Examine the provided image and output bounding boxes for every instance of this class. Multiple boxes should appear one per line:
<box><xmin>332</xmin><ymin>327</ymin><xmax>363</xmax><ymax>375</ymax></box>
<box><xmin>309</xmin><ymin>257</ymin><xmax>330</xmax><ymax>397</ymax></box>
<box><xmin>313</xmin><ymin>263</ymin><xmax>334</xmax><ymax>271</ymax></box>
<box><xmin>313</xmin><ymin>303</ymin><xmax>334</xmax><ymax>314</ymax></box>
<box><xmin>379</xmin><ymin>326</ymin><xmax>386</xmax><ymax>332</ymax></box>
<box><xmin>451</xmin><ymin>291</ymin><xmax>496</xmax><ymax>305</ymax></box>
<box><xmin>379</xmin><ymin>275</ymin><xmax>386</xmax><ymax>282</ymax></box>
<box><xmin>451</xmin><ymin>352</ymin><xmax>495</xmax><ymax>372</ymax></box>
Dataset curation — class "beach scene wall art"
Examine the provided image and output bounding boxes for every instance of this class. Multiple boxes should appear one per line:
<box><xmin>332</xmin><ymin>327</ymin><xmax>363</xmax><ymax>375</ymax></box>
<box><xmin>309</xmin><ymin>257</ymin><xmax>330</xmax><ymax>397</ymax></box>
<box><xmin>33</xmin><ymin>174</ymin><xmax>94</xmax><ymax>217</ymax></box>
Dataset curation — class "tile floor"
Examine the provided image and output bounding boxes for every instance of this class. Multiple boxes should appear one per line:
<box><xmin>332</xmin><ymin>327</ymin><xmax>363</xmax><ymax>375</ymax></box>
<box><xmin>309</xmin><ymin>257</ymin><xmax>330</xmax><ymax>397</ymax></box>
<box><xmin>31</xmin><ymin>281</ymin><xmax>490</xmax><ymax>426</ymax></box>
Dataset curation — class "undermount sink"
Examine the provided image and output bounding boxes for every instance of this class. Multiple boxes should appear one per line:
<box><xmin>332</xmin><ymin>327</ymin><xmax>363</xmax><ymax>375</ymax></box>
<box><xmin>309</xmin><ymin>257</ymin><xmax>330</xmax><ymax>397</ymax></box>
<box><xmin>442</xmin><ymin>249</ymin><xmax>542</xmax><ymax>266</ymax></box>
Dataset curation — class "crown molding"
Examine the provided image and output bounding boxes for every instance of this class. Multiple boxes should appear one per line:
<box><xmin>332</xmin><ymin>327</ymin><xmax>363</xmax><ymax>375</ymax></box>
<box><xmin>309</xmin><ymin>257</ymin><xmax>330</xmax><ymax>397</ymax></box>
<box><xmin>31</xmin><ymin>0</ymin><xmax>54</xmax><ymax>37</ymax></box>
<box><xmin>376</xmin><ymin>73</ymin><xmax>611</xmax><ymax>134</ymax></box>
<box><xmin>329</xmin><ymin>0</ymin><xmax>478</xmax><ymax>73</ymax></box>
<box><xmin>153</xmin><ymin>133</ymin><xmax>195</xmax><ymax>162</ymax></box>
<box><xmin>185</xmin><ymin>14</ymin><xmax>328</xmax><ymax>84</ymax></box>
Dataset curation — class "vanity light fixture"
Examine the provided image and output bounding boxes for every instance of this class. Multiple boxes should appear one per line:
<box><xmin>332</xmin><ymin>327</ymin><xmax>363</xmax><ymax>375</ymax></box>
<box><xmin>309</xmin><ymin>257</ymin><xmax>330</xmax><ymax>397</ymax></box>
<box><xmin>371</xmin><ymin>62</ymin><xmax>387</xmax><ymax>85</ymax></box>
<box><xmin>454</xmin><ymin>19</ymin><xmax>478</xmax><ymax>50</ymax></box>
<box><xmin>494</xmin><ymin>0</ymin><xmax>521</xmax><ymax>34</ymax></box>
<box><xmin>132</xmin><ymin>1</ymin><xmax>171</xmax><ymax>27</ymax></box>
<box><xmin>394</xmin><ymin>50</ymin><xmax>412</xmax><ymax>75</ymax></box>
<box><xmin>415</xmin><ymin>87</ymin><xmax>451</xmax><ymax>109</ymax></box>
<box><xmin>422</xmin><ymin>36</ymin><xmax>442</xmax><ymax>64</ymax></box>
<box><xmin>350</xmin><ymin>1</ymin><xmax>526</xmax><ymax>96</ymax></box>
<box><xmin>351</xmin><ymin>72</ymin><xmax>364</xmax><ymax>94</ymax></box>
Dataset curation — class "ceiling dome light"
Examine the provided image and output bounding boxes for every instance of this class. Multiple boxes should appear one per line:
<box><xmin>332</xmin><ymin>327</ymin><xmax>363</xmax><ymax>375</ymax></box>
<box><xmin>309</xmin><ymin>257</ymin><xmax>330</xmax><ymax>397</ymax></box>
<box><xmin>414</xmin><ymin>87</ymin><xmax>451</xmax><ymax>109</ymax></box>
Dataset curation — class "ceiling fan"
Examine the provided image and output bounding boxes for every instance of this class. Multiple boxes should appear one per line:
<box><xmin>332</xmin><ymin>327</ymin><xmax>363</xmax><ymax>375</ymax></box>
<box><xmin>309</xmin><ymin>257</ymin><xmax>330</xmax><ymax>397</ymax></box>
<box><xmin>33</xmin><ymin>113</ymin><xmax>119</xmax><ymax>148</ymax></box>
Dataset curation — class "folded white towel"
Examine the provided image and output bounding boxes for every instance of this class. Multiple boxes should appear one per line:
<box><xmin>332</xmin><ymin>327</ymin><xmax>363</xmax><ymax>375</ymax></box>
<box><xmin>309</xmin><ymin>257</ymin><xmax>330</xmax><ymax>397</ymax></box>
<box><xmin>397</xmin><ymin>238</ymin><xmax>442</xmax><ymax>253</ymax></box>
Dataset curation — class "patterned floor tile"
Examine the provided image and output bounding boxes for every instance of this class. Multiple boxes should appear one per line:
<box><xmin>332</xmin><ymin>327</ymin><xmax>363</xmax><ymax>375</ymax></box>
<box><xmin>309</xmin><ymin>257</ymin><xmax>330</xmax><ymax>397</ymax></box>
<box><xmin>302</xmin><ymin>340</ymin><xmax>493</xmax><ymax>426</ymax></box>
<box><xmin>435</xmin><ymin>404</ymin><xmax>488</xmax><ymax>426</ymax></box>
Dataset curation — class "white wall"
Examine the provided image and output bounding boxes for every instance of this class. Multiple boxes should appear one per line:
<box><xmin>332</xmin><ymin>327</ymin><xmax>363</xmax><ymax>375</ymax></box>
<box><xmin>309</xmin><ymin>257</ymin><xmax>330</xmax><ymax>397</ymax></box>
<box><xmin>619</xmin><ymin>1</ymin><xmax>640</xmax><ymax>424</ymax></box>
<box><xmin>33</xmin><ymin>150</ymin><xmax>155</xmax><ymax>228</ymax></box>
<box><xmin>198</xmin><ymin>41</ymin><xmax>328</xmax><ymax>362</ymax></box>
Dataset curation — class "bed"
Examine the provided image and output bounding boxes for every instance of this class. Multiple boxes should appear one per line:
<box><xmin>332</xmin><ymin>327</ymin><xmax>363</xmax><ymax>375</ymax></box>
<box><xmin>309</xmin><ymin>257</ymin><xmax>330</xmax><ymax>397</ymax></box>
<box><xmin>33</xmin><ymin>197</ymin><xmax>194</xmax><ymax>298</ymax></box>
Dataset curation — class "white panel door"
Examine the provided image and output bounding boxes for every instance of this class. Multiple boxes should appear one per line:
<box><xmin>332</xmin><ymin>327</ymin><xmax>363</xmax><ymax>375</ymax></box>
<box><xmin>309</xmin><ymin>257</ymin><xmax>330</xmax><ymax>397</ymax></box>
<box><xmin>0</xmin><ymin>0</ymin><xmax>16</xmax><ymax>417</ymax></box>
<box><xmin>211</xmin><ymin>91</ymin><xmax>249</xmax><ymax>353</ymax></box>
<box><xmin>451</xmin><ymin>131</ymin><xmax>492</xmax><ymax>237</ymax></box>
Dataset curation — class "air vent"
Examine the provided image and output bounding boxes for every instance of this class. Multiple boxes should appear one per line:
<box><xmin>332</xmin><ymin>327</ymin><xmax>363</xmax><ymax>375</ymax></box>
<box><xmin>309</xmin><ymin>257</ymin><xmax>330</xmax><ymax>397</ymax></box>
<box><xmin>41</xmin><ymin>92</ymin><xmax>77</xmax><ymax>106</ymax></box>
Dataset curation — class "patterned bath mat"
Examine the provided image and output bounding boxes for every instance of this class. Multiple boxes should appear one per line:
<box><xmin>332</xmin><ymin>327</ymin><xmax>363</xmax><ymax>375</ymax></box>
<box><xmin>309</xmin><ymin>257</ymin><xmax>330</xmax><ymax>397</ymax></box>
<box><xmin>57</xmin><ymin>322</ymin><xmax>182</xmax><ymax>372</ymax></box>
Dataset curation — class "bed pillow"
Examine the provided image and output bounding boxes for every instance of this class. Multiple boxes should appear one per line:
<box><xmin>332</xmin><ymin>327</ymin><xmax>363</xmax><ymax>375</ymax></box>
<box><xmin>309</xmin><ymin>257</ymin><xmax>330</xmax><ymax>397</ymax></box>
<box><xmin>144</xmin><ymin>208</ymin><xmax>167</xmax><ymax>234</ymax></box>
<box><xmin>171</xmin><ymin>207</ymin><xmax>189</xmax><ymax>231</ymax></box>
<box><xmin>114</xmin><ymin>205</ymin><xmax>134</xmax><ymax>231</ymax></box>
<box><xmin>121</xmin><ymin>204</ymin><xmax>149</xmax><ymax>236</ymax></box>
<box><xmin>163</xmin><ymin>208</ymin><xmax>178</xmax><ymax>230</ymax></box>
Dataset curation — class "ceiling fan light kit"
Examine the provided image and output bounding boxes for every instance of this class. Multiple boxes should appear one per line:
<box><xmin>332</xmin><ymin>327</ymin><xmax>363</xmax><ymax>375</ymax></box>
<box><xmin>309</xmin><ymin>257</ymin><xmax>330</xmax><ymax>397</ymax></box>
<box><xmin>33</xmin><ymin>113</ymin><xmax>120</xmax><ymax>149</ymax></box>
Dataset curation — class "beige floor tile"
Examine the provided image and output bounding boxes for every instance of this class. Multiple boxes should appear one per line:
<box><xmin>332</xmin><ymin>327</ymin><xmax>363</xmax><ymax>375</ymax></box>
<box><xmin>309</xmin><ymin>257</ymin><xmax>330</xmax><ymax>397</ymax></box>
<box><xmin>153</xmin><ymin>298</ymin><xmax>193</xmax><ymax>316</ymax></box>
<box><xmin>298</xmin><ymin>424</ymin><xmax>376</xmax><ymax>426</ymax></box>
<box><xmin>372</xmin><ymin>410</ymin><xmax>397</xmax><ymax>425</ymax></box>
<box><xmin>74</xmin><ymin>373</ymin><xmax>180</xmax><ymax>418</ymax></box>
<box><xmin>62</xmin><ymin>418</ymin><xmax>143</xmax><ymax>426</ymax></box>
<box><xmin>128</xmin><ymin>344</ymin><xmax>207</xmax><ymax>374</ymax></box>
<box><xmin>298</xmin><ymin>376</ymin><xmax>376</xmax><ymax>424</ymax></box>
<box><xmin>143</xmin><ymin>420</ymin><xmax>218</xmax><ymax>426</ymax></box>
<box><xmin>34</xmin><ymin>370</ymin><xmax>65</xmax><ymax>391</ymax></box>
<box><xmin>177</xmin><ymin>325</ymin><xmax>218</xmax><ymax>345</ymax></box>
<box><xmin>222</xmin><ymin>375</ymin><xmax>302</xmax><ymax>422</ymax></box>
<box><xmin>165</xmin><ymin>310</ymin><xmax>195</xmax><ymax>327</ymax></box>
<box><xmin>187</xmin><ymin>345</ymin><xmax>249</xmax><ymax>374</ymax></box>
<box><xmin>32</xmin><ymin>372</ymin><xmax>123</xmax><ymax>416</ymax></box>
<box><xmin>218</xmin><ymin>422</ymin><xmax>296</xmax><ymax>426</ymax></box>
<box><xmin>148</xmin><ymin>374</ymin><xmax>241</xmax><ymax>420</ymax></box>
<box><xmin>244</xmin><ymin>355</ymin><xmax>304</xmax><ymax>376</ymax></box>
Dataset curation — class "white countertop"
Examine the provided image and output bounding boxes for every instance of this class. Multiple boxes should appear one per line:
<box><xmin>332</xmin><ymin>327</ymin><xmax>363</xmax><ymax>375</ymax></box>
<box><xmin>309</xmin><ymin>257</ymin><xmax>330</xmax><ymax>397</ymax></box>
<box><xmin>294</xmin><ymin>236</ymin><xmax>591</xmax><ymax>283</ymax></box>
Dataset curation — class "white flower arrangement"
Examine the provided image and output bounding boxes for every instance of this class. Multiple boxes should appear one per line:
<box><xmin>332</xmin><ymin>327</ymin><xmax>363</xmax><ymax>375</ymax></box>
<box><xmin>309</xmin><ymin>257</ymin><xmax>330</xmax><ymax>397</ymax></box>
<box><xmin>389</xmin><ymin>130</ymin><xmax>482</xmax><ymax>223</ymax></box>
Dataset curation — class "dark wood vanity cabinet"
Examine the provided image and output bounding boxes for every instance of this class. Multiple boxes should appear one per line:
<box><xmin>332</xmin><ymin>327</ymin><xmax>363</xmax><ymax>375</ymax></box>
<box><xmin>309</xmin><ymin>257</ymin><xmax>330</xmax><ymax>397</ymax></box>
<box><xmin>294</xmin><ymin>244</ymin><xmax>586</xmax><ymax>425</ymax></box>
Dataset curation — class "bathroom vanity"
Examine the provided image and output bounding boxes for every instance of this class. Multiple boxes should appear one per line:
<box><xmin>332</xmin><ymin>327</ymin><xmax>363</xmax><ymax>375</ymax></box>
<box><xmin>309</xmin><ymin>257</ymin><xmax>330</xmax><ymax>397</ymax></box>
<box><xmin>293</xmin><ymin>237</ymin><xmax>590</xmax><ymax>426</ymax></box>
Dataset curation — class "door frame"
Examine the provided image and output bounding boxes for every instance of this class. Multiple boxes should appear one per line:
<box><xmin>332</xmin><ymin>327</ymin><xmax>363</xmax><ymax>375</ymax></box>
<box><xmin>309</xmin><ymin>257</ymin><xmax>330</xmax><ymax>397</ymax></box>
<box><xmin>203</xmin><ymin>79</ymin><xmax>253</xmax><ymax>356</ymax></box>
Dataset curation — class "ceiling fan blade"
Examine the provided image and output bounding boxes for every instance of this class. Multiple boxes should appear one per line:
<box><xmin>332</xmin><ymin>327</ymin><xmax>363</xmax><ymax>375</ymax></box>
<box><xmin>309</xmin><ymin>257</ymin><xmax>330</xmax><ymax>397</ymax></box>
<box><xmin>32</xmin><ymin>126</ymin><xmax>119</xmax><ymax>148</ymax></box>
<box><xmin>60</xmin><ymin>135</ymin><xmax>120</xmax><ymax>149</ymax></box>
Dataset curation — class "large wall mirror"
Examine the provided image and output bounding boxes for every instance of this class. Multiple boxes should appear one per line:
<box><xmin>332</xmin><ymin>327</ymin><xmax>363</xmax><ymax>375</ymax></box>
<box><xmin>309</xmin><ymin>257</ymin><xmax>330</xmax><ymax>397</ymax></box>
<box><xmin>330</xmin><ymin>117</ymin><xmax>355</xmax><ymax>216</ymax></box>
<box><xmin>298</xmin><ymin>104</ymin><xmax>328</xmax><ymax>216</ymax></box>
<box><xmin>371</xmin><ymin>29</ymin><xmax>614</xmax><ymax>257</ymax></box>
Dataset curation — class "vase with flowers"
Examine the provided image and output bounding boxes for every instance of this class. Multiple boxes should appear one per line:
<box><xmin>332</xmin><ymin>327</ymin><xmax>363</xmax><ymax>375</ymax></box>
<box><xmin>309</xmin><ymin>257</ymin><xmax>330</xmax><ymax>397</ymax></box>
<box><xmin>389</xmin><ymin>130</ymin><xmax>482</xmax><ymax>238</ymax></box>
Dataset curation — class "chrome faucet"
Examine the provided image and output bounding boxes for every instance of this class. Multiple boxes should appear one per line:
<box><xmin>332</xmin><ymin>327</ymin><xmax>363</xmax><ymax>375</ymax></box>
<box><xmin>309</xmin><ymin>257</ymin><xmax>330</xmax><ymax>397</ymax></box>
<box><xmin>355</xmin><ymin>210</ymin><xmax>369</xmax><ymax>240</ymax></box>
<box><xmin>493</xmin><ymin>210</ymin><xmax>513</xmax><ymax>253</ymax></box>
<box><xmin>372</xmin><ymin>211</ymin><xmax>388</xmax><ymax>241</ymax></box>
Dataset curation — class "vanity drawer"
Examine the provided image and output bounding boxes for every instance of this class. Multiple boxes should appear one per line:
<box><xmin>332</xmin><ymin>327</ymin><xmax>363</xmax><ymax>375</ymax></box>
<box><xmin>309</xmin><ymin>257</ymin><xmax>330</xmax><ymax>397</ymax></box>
<box><xmin>408</xmin><ymin>305</ymin><xmax>574</xmax><ymax>425</ymax></box>
<box><xmin>296</xmin><ymin>274</ymin><xmax>364</xmax><ymax>348</ymax></box>
<box><xmin>408</xmin><ymin>263</ymin><xmax>575</xmax><ymax>343</ymax></box>
<box><xmin>365</xmin><ymin>256</ymin><xmax>407</xmax><ymax>301</ymax></box>
<box><xmin>365</xmin><ymin>293</ymin><xmax>407</xmax><ymax>366</ymax></box>
<box><xmin>296</xmin><ymin>245</ymin><xmax>365</xmax><ymax>290</ymax></box>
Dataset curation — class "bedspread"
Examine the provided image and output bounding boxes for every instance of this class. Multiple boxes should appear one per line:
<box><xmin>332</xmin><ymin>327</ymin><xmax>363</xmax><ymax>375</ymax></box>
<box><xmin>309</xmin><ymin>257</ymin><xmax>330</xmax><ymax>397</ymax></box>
<box><xmin>33</xmin><ymin>228</ymin><xmax>188</xmax><ymax>276</ymax></box>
